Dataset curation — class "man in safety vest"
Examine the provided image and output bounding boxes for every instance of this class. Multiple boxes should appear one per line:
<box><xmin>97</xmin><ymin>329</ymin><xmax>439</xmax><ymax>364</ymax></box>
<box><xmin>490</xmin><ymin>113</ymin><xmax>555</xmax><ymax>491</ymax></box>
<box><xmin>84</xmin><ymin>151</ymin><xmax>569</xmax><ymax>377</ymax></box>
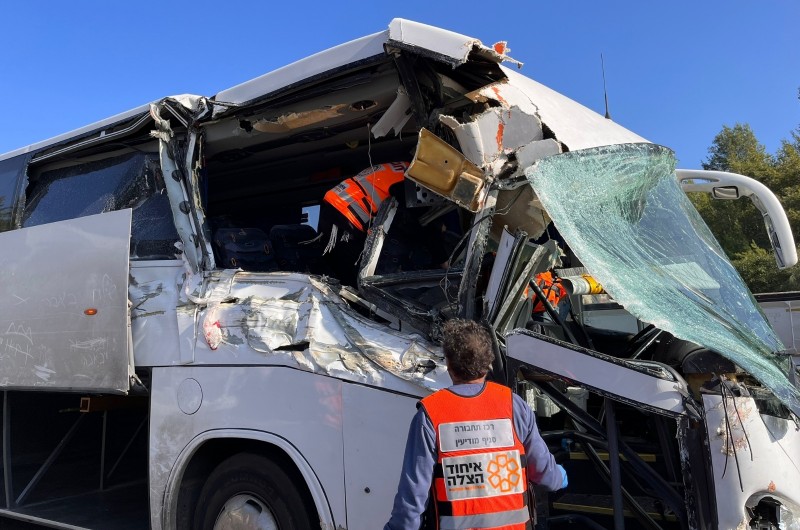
<box><xmin>527</xmin><ymin>270</ymin><xmax>572</xmax><ymax>323</ymax></box>
<box><xmin>318</xmin><ymin>161</ymin><xmax>448</xmax><ymax>286</ymax></box>
<box><xmin>385</xmin><ymin>319</ymin><xmax>567</xmax><ymax>530</ymax></box>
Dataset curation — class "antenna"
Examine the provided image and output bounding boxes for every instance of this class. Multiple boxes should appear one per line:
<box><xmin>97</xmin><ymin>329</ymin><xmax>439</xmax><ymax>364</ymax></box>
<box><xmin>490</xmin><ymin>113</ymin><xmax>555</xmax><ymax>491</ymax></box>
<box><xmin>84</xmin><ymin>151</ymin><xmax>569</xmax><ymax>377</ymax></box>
<box><xmin>601</xmin><ymin>53</ymin><xmax>611</xmax><ymax>120</ymax></box>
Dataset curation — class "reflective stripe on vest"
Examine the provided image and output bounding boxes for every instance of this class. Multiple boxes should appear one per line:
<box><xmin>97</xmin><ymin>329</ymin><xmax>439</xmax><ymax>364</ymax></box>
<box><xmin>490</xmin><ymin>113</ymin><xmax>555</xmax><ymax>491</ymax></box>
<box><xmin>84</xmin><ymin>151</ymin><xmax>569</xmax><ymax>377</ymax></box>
<box><xmin>440</xmin><ymin>507</ymin><xmax>531</xmax><ymax>530</ymax></box>
<box><xmin>420</xmin><ymin>382</ymin><xmax>531</xmax><ymax>530</ymax></box>
<box><xmin>323</xmin><ymin>162</ymin><xmax>407</xmax><ymax>231</ymax></box>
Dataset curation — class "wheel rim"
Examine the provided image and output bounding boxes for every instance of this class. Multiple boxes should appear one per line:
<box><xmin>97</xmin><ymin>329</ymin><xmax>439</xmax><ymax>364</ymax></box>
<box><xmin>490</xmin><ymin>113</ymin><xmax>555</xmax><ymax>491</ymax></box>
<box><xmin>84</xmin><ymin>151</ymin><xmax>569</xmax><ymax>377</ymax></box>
<box><xmin>213</xmin><ymin>493</ymin><xmax>279</xmax><ymax>530</ymax></box>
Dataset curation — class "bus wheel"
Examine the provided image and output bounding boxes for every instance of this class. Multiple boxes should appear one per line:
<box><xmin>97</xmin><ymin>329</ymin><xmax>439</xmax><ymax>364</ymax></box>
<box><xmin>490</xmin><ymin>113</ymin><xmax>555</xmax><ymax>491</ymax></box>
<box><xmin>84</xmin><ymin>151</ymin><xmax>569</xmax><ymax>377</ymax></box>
<box><xmin>195</xmin><ymin>453</ymin><xmax>314</xmax><ymax>530</ymax></box>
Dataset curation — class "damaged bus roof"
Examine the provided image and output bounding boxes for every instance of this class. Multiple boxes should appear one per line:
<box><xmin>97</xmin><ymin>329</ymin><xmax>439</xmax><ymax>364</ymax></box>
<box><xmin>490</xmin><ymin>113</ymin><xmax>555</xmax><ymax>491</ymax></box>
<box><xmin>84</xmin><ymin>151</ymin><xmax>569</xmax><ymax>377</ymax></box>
<box><xmin>0</xmin><ymin>18</ymin><xmax>645</xmax><ymax>164</ymax></box>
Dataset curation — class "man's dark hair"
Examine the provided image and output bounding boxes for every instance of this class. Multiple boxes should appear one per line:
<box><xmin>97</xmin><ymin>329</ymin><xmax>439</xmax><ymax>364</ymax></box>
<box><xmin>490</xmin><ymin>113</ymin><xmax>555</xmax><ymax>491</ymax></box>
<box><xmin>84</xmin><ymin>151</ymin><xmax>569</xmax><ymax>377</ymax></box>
<box><xmin>442</xmin><ymin>319</ymin><xmax>494</xmax><ymax>381</ymax></box>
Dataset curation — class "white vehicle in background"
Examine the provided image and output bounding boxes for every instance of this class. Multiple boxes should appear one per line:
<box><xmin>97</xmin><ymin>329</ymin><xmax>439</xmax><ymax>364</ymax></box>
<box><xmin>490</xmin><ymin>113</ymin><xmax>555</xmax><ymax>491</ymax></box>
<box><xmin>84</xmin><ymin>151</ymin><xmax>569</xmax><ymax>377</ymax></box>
<box><xmin>0</xmin><ymin>18</ymin><xmax>798</xmax><ymax>530</ymax></box>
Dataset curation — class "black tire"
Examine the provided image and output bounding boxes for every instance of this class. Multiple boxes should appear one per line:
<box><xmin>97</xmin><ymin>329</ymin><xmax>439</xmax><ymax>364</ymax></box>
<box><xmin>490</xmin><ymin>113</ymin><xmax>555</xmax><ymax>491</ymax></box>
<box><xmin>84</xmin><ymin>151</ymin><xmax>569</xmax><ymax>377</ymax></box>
<box><xmin>194</xmin><ymin>453</ymin><xmax>315</xmax><ymax>530</ymax></box>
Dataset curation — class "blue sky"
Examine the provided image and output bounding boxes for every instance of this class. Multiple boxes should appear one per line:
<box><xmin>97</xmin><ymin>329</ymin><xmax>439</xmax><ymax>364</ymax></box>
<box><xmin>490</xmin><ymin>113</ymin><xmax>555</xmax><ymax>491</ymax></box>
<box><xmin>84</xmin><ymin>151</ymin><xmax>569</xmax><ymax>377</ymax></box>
<box><xmin>1</xmin><ymin>1</ymin><xmax>798</xmax><ymax>169</ymax></box>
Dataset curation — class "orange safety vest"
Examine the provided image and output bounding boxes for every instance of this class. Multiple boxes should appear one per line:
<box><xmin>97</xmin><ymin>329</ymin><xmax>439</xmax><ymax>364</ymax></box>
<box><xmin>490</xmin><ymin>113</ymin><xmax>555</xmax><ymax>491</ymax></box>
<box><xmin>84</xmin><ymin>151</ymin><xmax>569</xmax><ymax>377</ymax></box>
<box><xmin>420</xmin><ymin>382</ymin><xmax>532</xmax><ymax>530</ymax></box>
<box><xmin>323</xmin><ymin>162</ymin><xmax>407</xmax><ymax>231</ymax></box>
<box><xmin>529</xmin><ymin>271</ymin><xmax>567</xmax><ymax>314</ymax></box>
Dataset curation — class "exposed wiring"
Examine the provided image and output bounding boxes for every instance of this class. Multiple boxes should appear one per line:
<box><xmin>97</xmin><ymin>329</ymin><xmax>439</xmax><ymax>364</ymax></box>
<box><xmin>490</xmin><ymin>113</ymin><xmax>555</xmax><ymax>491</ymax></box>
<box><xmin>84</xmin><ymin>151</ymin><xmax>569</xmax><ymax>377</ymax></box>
<box><xmin>728</xmin><ymin>380</ymin><xmax>754</xmax><ymax>462</ymax></box>
<box><xmin>719</xmin><ymin>377</ymin><xmax>745</xmax><ymax>492</ymax></box>
<box><xmin>365</xmin><ymin>122</ymin><xmax>376</xmax><ymax>233</ymax></box>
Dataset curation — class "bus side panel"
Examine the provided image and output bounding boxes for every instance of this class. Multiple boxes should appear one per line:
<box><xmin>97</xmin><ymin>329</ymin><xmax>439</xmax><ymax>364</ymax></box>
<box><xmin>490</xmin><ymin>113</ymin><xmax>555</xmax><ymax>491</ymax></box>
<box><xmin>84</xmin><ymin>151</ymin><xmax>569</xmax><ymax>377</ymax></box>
<box><xmin>342</xmin><ymin>382</ymin><xmax>419</xmax><ymax>529</ymax></box>
<box><xmin>129</xmin><ymin>260</ymin><xmax>183</xmax><ymax>367</ymax></box>
<box><xmin>149</xmin><ymin>365</ymin><xmax>347</xmax><ymax>529</ymax></box>
<box><xmin>0</xmin><ymin>209</ymin><xmax>132</xmax><ymax>392</ymax></box>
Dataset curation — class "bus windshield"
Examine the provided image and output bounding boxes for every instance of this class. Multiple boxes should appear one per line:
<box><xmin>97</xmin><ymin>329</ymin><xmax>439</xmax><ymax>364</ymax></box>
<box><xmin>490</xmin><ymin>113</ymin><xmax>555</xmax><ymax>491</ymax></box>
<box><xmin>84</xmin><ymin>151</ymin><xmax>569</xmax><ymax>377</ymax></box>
<box><xmin>525</xmin><ymin>142</ymin><xmax>800</xmax><ymax>416</ymax></box>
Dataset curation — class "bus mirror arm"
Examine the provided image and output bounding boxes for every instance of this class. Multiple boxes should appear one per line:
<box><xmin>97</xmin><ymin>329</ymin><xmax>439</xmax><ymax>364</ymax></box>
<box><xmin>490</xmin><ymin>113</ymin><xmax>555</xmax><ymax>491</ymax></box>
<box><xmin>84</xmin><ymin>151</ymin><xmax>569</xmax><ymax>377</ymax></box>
<box><xmin>676</xmin><ymin>169</ymin><xmax>798</xmax><ymax>270</ymax></box>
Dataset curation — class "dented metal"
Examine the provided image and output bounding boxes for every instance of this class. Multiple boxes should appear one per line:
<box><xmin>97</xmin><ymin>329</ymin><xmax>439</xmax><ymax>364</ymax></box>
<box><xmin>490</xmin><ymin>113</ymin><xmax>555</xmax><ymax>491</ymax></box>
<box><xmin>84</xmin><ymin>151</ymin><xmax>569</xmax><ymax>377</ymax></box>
<box><xmin>170</xmin><ymin>270</ymin><xmax>450</xmax><ymax>391</ymax></box>
<box><xmin>703</xmin><ymin>393</ymin><xmax>800</xmax><ymax>529</ymax></box>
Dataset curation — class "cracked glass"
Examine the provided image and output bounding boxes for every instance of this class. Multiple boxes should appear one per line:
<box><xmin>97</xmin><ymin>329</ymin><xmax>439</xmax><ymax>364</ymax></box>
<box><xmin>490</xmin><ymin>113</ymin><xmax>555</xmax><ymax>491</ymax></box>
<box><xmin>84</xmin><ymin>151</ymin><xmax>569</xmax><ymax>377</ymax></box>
<box><xmin>525</xmin><ymin>143</ymin><xmax>800</xmax><ymax>416</ymax></box>
<box><xmin>23</xmin><ymin>152</ymin><xmax>179</xmax><ymax>259</ymax></box>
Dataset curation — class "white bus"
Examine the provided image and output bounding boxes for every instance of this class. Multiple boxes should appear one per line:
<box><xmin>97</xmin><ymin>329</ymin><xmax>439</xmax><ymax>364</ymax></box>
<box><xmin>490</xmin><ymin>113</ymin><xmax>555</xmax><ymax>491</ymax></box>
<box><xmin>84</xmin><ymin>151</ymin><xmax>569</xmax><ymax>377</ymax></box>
<box><xmin>0</xmin><ymin>19</ymin><xmax>798</xmax><ymax>530</ymax></box>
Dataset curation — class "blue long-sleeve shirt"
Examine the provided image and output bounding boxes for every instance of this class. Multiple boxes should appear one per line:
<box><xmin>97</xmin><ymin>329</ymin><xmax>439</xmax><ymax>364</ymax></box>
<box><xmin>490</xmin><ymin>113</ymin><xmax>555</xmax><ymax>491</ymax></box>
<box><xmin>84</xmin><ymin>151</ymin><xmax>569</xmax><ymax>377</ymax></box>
<box><xmin>384</xmin><ymin>382</ymin><xmax>564</xmax><ymax>530</ymax></box>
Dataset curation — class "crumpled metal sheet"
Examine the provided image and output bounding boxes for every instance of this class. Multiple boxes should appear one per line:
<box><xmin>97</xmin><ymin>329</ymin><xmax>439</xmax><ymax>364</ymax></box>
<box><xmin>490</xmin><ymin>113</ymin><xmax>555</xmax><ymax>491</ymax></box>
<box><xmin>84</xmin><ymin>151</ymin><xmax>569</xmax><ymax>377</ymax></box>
<box><xmin>703</xmin><ymin>393</ymin><xmax>800</xmax><ymax>529</ymax></box>
<box><xmin>388</xmin><ymin>19</ymin><xmax>520</xmax><ymax>67</ymax></box>
<box><xmin>197</xmin><ymin>272</ymin><xmax>448</xmax><ymax>390</ymax></box>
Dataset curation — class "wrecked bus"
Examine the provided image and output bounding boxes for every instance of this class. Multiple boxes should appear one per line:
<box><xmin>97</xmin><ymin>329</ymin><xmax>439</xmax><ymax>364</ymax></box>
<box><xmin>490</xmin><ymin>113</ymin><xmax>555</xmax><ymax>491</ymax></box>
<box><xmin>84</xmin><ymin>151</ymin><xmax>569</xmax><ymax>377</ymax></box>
<box><xmin>0</xmin><ymin>18</ymin><xmax>798</xmax><ymax>530</ymax></box>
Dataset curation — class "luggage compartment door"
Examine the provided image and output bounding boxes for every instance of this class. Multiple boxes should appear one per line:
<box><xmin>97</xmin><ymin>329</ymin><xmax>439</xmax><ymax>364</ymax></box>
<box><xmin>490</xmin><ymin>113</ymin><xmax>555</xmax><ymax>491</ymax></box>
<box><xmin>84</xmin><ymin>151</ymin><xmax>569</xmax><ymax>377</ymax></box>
<box><xmin>0</xmin><ymin>209</ymin><xmax>133</xmax><ymax>393</ymax></box>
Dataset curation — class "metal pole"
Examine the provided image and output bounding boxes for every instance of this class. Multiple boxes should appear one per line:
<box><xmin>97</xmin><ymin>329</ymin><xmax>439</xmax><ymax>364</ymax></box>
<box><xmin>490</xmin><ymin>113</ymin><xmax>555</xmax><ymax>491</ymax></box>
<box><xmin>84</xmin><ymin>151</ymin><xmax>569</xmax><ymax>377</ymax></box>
<box><xmin>605</xmin><ymin>399</ymin><xmax>625</xmax><ymax>530</ymax></box>
<box><xmin>3</xmin><ymin>392</ymin><xmax>12</xmax><ymax>508</ymax></box>
<box><xmin>16</xmin><ymin>414</ymin><xmax>85</xmax><ymax>506</ymax></box>
<box><xmin>100</xmin><ymin>410</ymin><xmax>107</xmax><ymax>491</ymax></box>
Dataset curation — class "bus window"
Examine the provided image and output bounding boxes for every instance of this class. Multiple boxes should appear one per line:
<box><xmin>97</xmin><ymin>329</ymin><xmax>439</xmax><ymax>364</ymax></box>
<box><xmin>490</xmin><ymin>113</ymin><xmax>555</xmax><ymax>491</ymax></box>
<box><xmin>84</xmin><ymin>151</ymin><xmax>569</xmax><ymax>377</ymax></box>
<box><xmin>0</xmin><ymin>154</ymin><xmax>28</xmax><ymax>232</ymax></box>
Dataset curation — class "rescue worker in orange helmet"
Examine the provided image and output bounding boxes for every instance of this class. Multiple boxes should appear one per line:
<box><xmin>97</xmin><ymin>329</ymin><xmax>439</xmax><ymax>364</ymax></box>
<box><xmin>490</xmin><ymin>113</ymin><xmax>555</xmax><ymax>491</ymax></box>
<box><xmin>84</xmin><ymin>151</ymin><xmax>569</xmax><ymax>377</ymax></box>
<box><xmin>385</xmin><ymin>319</ymin><xmax>567</xmax><ymax>530</ymax></box>
<box><xmin>318</xmin><ymin>161</ymin><xmax>448</xmax><ymax>286</ymax></box>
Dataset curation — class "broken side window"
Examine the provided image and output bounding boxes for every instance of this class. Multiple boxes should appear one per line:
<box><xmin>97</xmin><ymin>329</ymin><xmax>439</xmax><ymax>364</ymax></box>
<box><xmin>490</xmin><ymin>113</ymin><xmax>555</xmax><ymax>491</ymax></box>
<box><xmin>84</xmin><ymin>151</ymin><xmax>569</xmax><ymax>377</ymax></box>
<box><xmin>23</xmin><ymin>152</ymin><xmax>179</xmax><ymax>259</ymax></box>
<box><xmin>0</xmin><ymin>154</ymin><xmax>28</xmax><ymax>232</ymax></box>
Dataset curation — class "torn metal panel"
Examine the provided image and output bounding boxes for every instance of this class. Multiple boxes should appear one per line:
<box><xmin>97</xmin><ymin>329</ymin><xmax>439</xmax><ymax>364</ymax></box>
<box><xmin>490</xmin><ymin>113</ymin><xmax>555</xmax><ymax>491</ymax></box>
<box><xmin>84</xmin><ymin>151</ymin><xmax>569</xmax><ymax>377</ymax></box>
<box><xmin>371</xmin><ymin>87</ymin><xmax>413</xmax><ymax>138</ymax></box>
<box><xmin>157</xmin><ymin>97</ymin><xmax>216</xmax><ymax>271</ymax></box>
<box><xmin>406</xmin><ymin>129</ymin><xmax>485</xmax><ymax>212</ymax></box>
<box><xmin>190</xmin><ymin>271</ymin><xmax>449</xmax><ymax>391</ymax></box>
<box><xmin>429</xmin><ymin>79</ymin><xmax>562</xmax><ymax>244</ymax></box>
<box><xmin>150</xmin><ymin>103</ymin><xmax>203</xmax><ymax>272</ymax></box>
<box><xmin>515</xmin><ymin>139</ymin><xmax>562</xmax><ymax>171</ymax></box>
<box><xmin>165</xmin><ymin>94</ymin><xmax>212</xmax><ymax>118</ymax></box>
<box><xmin>445</xmin><ymin>81</ymin><xmax>563</xmax><ymax>200</ymax></box>
<box><xmin>503</xmin><ymin>67</ymin><xmax>647</xmax><ymax>150</ymax></box>
<box><xmin>702</xmin><ymin>393</ymin><xmax>800</xmax><ymax>529</ymax></box>
<box><xmin>465</xmin><ymin>81</ymin><xmax>540</xmax><ymax>116</ymax></box>
<box><xmin>358</xmin><ymin>198</ymin><xmax>399</xmax><ymax>281</ymax></box>
<box><xmin>440</xmin><ymin>106</ymin><xmax>542</xmax><ymax>168</ymax></box>
<box><xmin>253</xmin><ymin>104</ymin><xmax>347</xmax><ymax>133</ymax></box>
<box><xmin>441</xmin><ymin>106</ymin><xmax>544</xmax><ymax>166</ymax></box>
<box><xmin>149</xmin><ymin>100</ymin><xmax>216</xmax><ymax>273</ymax></box>
<box><xmin>387</xmin><ymin>19</ymin><xmax>518</xmax><ymax>68</ymax></box>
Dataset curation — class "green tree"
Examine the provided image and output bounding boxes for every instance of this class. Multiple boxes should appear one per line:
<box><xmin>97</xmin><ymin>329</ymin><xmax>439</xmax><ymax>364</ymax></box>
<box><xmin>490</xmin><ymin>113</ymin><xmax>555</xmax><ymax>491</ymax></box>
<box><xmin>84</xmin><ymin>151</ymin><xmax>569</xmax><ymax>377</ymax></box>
<box><xmin>691</xmin><ymin>122</ymin><xmax>800</xmax><ymax>293</ymax></box>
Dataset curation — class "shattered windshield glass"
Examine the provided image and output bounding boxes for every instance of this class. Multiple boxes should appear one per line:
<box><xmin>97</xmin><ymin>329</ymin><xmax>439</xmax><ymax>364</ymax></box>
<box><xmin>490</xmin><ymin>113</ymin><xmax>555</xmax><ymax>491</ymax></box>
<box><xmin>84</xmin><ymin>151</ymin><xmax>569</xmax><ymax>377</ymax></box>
<box><xmin>525</xmin><ymin>143</ymin><xmax>800</xmax><ymax>415</ymax></box>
